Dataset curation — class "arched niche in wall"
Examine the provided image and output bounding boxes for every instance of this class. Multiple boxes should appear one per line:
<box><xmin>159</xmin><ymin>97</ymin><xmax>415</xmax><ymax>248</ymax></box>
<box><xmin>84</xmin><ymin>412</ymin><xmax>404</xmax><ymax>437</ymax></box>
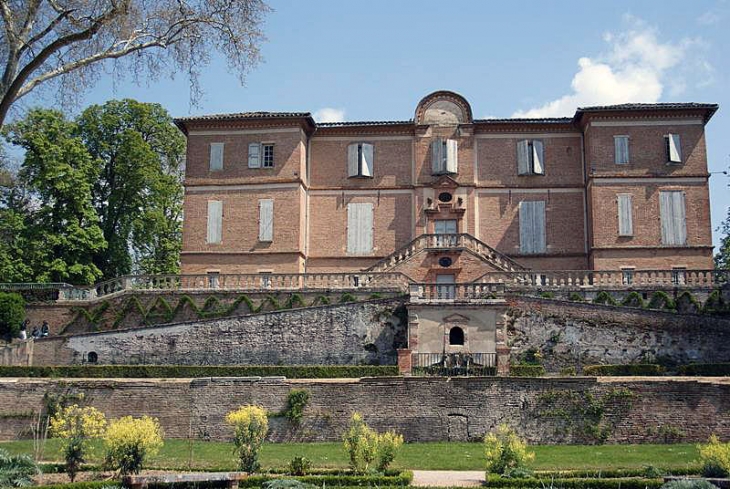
<box><xmin>415</xmin><ymin>91</ymin><xmax>473</xmax><ymax>126</ymax></box>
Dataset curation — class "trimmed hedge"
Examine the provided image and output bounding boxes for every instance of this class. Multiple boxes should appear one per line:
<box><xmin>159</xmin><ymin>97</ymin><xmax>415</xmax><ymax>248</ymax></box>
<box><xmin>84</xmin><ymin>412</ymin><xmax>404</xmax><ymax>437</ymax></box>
<box><xmin>534</xmin><ymin>467</ymin><xmax>702</xmax><ymax>478</ymax></box>
<box><xmin>509</xmin><ymin>365</ymin><xmax>545</xmax><ymax>377</ymax></box>
<box><xmin>238</xmin><ymin>472</ymin><xmax>413</xmax><ymax>488</ymax></box>
<box><xmin>0</xmin><ymin>365</ymin><xmax>400</xmax><ymax>379</ymax></box>
<box><xmin>583</xmin><ymin>364</ymin><xmax>665</xmax><ymax>376</ymax></box>
<box><xmin>35</xmin><ymin>483</ymin><xmax>119</xmax><ymax>489</ymax></box>
<box><xmin>678</xmin><ymin>363</ymin><xmax>730</xmax><ymax>377</ymax></box>
<box><xmin>487</xmin><ymin>476</ymin><xmax>663</xmax><ymax>489</ymax></box>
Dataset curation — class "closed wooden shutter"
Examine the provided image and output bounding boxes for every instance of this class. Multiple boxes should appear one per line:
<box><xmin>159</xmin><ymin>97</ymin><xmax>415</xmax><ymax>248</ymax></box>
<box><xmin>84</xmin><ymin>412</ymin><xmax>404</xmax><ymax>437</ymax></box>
<box><xmin>347</xmin><ymin>203</ymin><xmax>373</xmax><ymax>254</ymax></box>
<box><xmin>532</xmin><ymin>140</ymin><xmax>544</xmax><ymax>174</ymax></box>
<box><xmin>617</xmin><ymin>194</ymin><xmax>633</xmax><ymax>236</ymax></box>
<box><xmin>258</xmin><ymin>199</ymin><xmax>273</xmax><ymax>242</ymax></box>
<box><xmin>660</xmin><ymin>191</ymin><xmax>687</xmax><ymax>245</ymax></box>
<box><xmin>446</xmin><ymin>139</ymin><xmax>458</xmax><ymax>173</ymax></box>
<box><xmin>347</xmin><ymin>143</ymin><xmax>358</xmax><ymax>177</ymax></box>
<box><xmin>431</xmin><ymin>139</ymin><xmax>443</xmax><ymax>174</ymax></box>
<box><xmin>614</xmin><ymin>136</ymin><xmax>629</xmax><ymax>164</ymax></box>
<box><xmin>361</xmin><ymin>143</ymin><xmax>374</xmax><ymax>177</ymax></box>
<box><xmin>209</xmin><ymin>143</ymin><xmax>224</xmax><ymax>171</ymax></box>
<box><xmin>207</xmin><ymin>200</ymin><xmax>222</xmax><ymax>244</ymax></box>
<box><xmin>248</xmin><ymin>143</ymin><xmax>261</xmax><ymax>168</ymax></box>
<box><xmin>517</xmin><ymin>140</ymin><xmax>531</xmax><ymax>175</ymax></box>
<box><xmin>668</xmin><ymin>134</ymin><xmax>682</xmax><ymax>163</ymax></box>
<box><xmin>519</xmin><ymin>201</ymin><xmax>546</xmax><ymax>254</ymax></box>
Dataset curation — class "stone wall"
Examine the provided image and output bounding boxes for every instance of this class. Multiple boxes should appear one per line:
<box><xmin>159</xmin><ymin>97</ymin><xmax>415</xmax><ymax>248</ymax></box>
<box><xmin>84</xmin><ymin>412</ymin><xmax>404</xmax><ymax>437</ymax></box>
<box><xmin>0</xmin><ymin>376</ymin><xmax>728</xmax><ymax>444</ymax></box>
<box><xmin>31</xmin><ymin>298</ymin><xmax>408</xmax><ymax>366</ymax></box>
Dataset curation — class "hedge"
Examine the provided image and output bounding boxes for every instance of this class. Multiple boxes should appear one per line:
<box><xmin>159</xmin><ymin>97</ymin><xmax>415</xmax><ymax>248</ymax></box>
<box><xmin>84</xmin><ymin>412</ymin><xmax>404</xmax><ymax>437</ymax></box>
<box><xmin>0</xmin><ymin>365</ymin><xmax>400</xmax><ymax>379</ymax></box>
<box><xmin>487</xmin><ymin>476</ymin><xmax>663</xmax><ymax>489</ymax></box>
<box><xmin>509</xmin><ymin>365</ymin><xmax>545</xmax><ymax>377</ymax></box>
<box><xmin>534</xmin><ymin>467</ymin><xmax>702</xmax><ymax>478</ymax></box>
<box><xmin>237</xmin><ymin>472</ymin><xmax>413</xmax><ymax>488</ymax></box>
<box><xmin>582</xmin><ymin>364</ymin><xmax>665</xmax><ymax>376</ymax></box>
<box><xmin>35</xmin><ymin>482</ymin><xmax>119</xmax><ymax>489</ymax></box>
<box><xmin>678</xmin><ymin>363</ymin><xmax>730</xmax><ymax>377</ymax></box>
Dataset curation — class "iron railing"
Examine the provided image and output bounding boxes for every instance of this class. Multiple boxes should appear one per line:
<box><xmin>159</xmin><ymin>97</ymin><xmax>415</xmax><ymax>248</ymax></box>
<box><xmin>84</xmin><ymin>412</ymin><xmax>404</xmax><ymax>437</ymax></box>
<box><xmin>409</xmin><ymin>282</ymin><xmax>505</xmax><ymax>302</ymax></box>
<box><xmin>412</xmin><ymin>352</ymin><xmax>497</xmax><ymax>376</ymax></box>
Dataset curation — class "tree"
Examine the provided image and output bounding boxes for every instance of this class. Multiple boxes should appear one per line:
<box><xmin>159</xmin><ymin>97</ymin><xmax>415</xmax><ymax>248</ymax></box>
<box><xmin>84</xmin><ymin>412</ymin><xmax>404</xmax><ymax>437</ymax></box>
<box><xmin>49</xmin><ymin>404</ymin><xmax>107</xmax><ymax>482</ymax></box>
<box><xmin>0</xmin><ymin>291</ymin><xmax>25</xmax><ymax>337</ymax></box>
<box><xmin>103</xmin><ymin>415</ymin><xmax>163</xmax><ymax>475</ymax></box>
<box><xmin>716</xmin><ymin>206</ymin><xmax>730</xmax><ymax>270</ymax></box>
<box><xmin>0</xmin><ymin>0</ymin><xmax>269</xmax><ymax>127</ymax></box>
<box><xmin>225</xmin><ymin>405</ymin><xmax>268</xmax><ymax>474</ymax></box>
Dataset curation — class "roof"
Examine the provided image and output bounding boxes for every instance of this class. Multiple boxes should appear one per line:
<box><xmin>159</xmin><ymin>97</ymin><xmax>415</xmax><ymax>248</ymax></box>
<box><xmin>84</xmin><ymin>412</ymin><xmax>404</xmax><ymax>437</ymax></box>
<box><xmin>575</xmin><ymin>102</ymin><xmax>719</xmax><ymax>123</ymax></box>
<box><xmin>175</xmin><ymin>111</ymin><xmax>311</xmax><ymax>122</ymax></box>
<box><xmin>473</xmin><ymin>117</ymin><xmax>572</xmax><ymax>124</ymax></box>
<box><xmin>318</xmin><ymin>120</ymin><xmax>412</xmax><ymax>127</ymax></box>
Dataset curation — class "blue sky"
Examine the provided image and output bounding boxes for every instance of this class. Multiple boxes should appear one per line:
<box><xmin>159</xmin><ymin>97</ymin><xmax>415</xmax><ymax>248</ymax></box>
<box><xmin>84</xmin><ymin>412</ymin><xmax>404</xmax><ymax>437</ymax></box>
<box><xmin>17</xmin><ymin>0</ymin><xmax>730</xmax><ymax>248</ymax></box>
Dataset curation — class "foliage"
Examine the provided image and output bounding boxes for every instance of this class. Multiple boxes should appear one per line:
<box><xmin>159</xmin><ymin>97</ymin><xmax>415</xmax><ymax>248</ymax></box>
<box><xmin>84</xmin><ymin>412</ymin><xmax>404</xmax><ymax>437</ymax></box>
<box><xmin>226</xmin><ymin>405</ymin><xmax>269</xmax><ymax>474</ymax></box>
<box><xmin>284</xmin><ymin>390</ymin><xmax>310</xmax><ymax>425</ymax></box>
<box><xmin>703</xmin><ymin>290</ymin><xmax>727</xmax><ymax>314</ymax></box>
<box><xmin>540</xmin><ymin>292</ymin><xmax>555</xmax><ymax>299</ymax></box>
<box><xmin>661</xmin><ymin>480</ymin><xmax>719</xmax><ymax>489</ymax></box>
<box><xmin>593</xmin><ymin>291</ymin><xmax>618</xmax><ymax>306</ymax></box>
<box><xmin>715</xmin><ymin>206</ymin><xmax>730</xmax><ymax>270</ymax></box>
<box><xmin>583</xmin><ymin>364</ymin><xmax>665</xmax><ymax>376</ymax></box>
<box><xmin>676</xmin><ymin>292</ymin><xmax>701</xmax><ymax>315</ymax></box>
<box><xmin>485</xmin><ymin>475</ymin><xmax>664</xmax><ymax>489</ymax></box>
<box><xmin>568</xmin><ymin>292</ymin><xmax>585</xmax><ymax>302</ymax></box>
<box><xmin>262</xmin><ymin>480</ymin><xmax>315</xmax><ymax>489</ymax></box>
<box><xmin>288</xmin><ymin>456</ymin><xmax>312</xmax><ymax>476</ymax></box>
<box><xmin>49</xmin><ymin>405</ymin><xmax>106</xmax><ymax>482</ymax></box>
<box><xmin>483</xmin><ymin>424</ymin><xmax>535</xmax><ymax>475</ymax></box>
<box><xmin>647</xmin><ymin>291</ymin><xmax>676</xmax><ymax>311</ymax></box>
<box><xmin>0</xmin><ymin>448</ymin><xmax>39</xmax><ymax>487</ymax></box>
<box><xmin>509</xmin><ymin>365</ymin><xmax>545</xmax><ymax>377</ymax></box>
<box><xmin>0</xmin><ymin>292</ymin><xmax>25</xmax><ymax>337</ymax></box>
<box><xmin>103</xmin><ymin>415</ymin><xmax>163</xmax><ymax>475</ymax></box>
<box><xmin>342</xmin><ymin>413</ymin><xmax>378</xmax><ymax>474</ymax></box>
<box><xmin>621</xmin><ymin>291</ymin><xmax>645</xmax><ymax>308</ymax></box>
<box><xmin>698</xmin><ymin>435</ymin><xmax>730</xmax><ymax>478</ymax></box>
<box><xmin>678</xmin><ymin>364</ymin><xmax>730</xmax><ymax>377</ymax></box>
<box><xmin>376</xmin><ymin>431</ymin><xmax>404</xmax><ymax>472</ymax></box>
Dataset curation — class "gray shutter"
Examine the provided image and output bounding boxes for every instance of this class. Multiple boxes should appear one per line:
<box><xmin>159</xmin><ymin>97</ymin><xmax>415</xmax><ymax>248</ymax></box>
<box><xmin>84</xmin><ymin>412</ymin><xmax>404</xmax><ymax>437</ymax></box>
<box><xmin>517</xmin><ymin>140</ymin><xmax>530</xmax><ymax>175</ymax></box>
<box><xmin>347</xmin><ymin>203</ymin><xmax>373</xmax><ymax>254</ymax></box>
<box><xmin>519</xmin><ymin>201</ymin><xmax>534</xmax><ymax>253</ymax></box>
<box><xmin>668</xmin><ymin>134</ymin><xmax>682</xmax><ymax>163</ymax></box>
<box><xmin>532</xmin><ymin>140</ymin><xmax>544</xmax><ymax>174</ymax></box>
<box><xmin>248</xmin><ymin>143</ymin><xmax>261</xmax><ymax>168</ymax></box>
<box><xmin>660</xmin><ymin>192</ymin><xmax>673</xmax><ymax>244</ymax></box>
<box><xmin>431</xmin><ymin>139</ymin><xmax>443</xmax><ymax>174</ymax></box>
<box><xmin>258</xmin><ymin>199</ymin><xmax>273</xmax><ymax>242</ymax></box>
<box><xmin>533</xmin><ymin>201</ymin><xmax>546</xmax><ymax>253</ymax></box>
<box><xmin>209</xmin><ymin>143</ymin><xmax>224</xmax><ymax>171</ymax></box>
<box><xmin>347</xmin><ymin>143</ymin><xmax>358</xmax><ymax>177</ymax></box>
<box><xmin>519</xmin><ymin>201</ymin><xmax>546</xmax><ymax>253</ymax></box>
<box><xmin>361</xmin><ymin>143</ymin><xmax>374</xmax><ymax>177</ymax></box>
<box><xmin>207</xmin><ymin>200</ymin><xmax>222</xmax><ymax>244</ymax></box>
<box><xmin>614</xmin><ymin>136</ymin><xmax>629</xmax><ymax>164</ymax></box>
<box><xmin>446</xmin><ymin>139</ymin><xmax>458</xmax><ymax>173</ymax></box>
<box><xmin>660</xmin><ymin>191</ymin><xmax>686</xmax><ymax>245</ymax></box>
<box><xmin>617</xmin><ymin>194</ymin><xmax>633</xmax><ymax>236</ymax></box>
<box><xmin>672</xmin><ymin>191</ymin><xmax>687</xmax><ymax>245</ymax></box>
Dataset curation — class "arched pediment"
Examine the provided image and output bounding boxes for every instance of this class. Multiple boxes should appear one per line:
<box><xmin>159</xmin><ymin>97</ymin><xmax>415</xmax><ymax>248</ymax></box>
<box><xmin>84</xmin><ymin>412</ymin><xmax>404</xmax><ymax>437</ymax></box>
<box><xmin>415</xmin><ymin>91</ymin><xmax>473</xmax><ymax>126</ymax></box>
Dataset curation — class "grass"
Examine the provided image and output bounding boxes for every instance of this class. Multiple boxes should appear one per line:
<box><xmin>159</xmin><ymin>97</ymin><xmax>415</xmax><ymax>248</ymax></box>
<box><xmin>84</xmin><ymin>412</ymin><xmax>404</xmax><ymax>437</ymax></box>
<box><xmin>0</xmin><ymin>439</ymin><xmax>701</xmax><ymax>471</ymax></box>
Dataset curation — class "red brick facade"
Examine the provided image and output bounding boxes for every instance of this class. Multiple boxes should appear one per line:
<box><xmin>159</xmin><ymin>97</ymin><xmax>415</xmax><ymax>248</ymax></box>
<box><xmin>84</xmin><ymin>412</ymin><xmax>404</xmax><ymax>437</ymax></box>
<box><xmin>175</xmin><ymin>92</ymin><xmax>717</xmax><ymax>280</ymax></box>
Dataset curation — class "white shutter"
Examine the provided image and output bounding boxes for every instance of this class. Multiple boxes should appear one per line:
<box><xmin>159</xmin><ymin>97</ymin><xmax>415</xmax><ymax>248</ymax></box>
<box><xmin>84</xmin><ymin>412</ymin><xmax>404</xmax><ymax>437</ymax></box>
<box><xmin>668</xmin><ymin>134</ymin><xmax>682</xmax><ymax>163</ymax></box>
<box><xmin>517</xmin><ymin>140</ymin><xmax>531</xmax><ymax>175</ymax></box>
<box><xmin>614</xmin><ymin>136</ymin><xmax>629</xmax><ymax>164</ymax></box>
<box><xmin>209</xmin><ymin>143</ymin><xmax>224</xmax><ymax>171</ymax></box>
<box><xmin>347</xmin><ymin>203</ymin><xmax>373</xmax><ymax>254</ymax></box>
<box><xmin>347</xmin><ymin>143</ymin><xmax>358</xmax><ymax>177</ymax></box>
<box><xmin>532</xmin><ymin>140</ymin><xmax>544</xmax><ymax>175</ymax></box>
<box><xmin>660</xmin><ymin>191</ymin><xmax>686</xmax><ymax>245</ymax></box>
<box><xmin>248</xmin><ymin>143</ymin><xmax>261</xmax><ymax>168</ymax></box>
<box><xmin>617</xmin><ymin>194</ymin><xmax>633</xmax><ymax>236</ymax></box>
<box><xmin>446</xmin><ymin>139</ymin><xmax>458</xmax><ymax>173</ymax></box>
<box><xmin>431</xmin><ymin>139</ymin><xmax>443</xmax><ymax>174</ymax></box>
<box><xmin>207</xmin><ymin>200</ymin><xmax>222</xmax><ymax>244</ymax></box>
<box><xmin>519</xmin><ymin>201</ymin><xmax>546</xmax><ymax>254</ymax></box>
<box><xmin>258</xmin><ymin>199</ymin><xmax>273</xmax><ymax>242</ymax></box>
<box><xmin>361</xmin><ymin>143</ymin><xmax>374</xmax><ymax>177</ymax></box>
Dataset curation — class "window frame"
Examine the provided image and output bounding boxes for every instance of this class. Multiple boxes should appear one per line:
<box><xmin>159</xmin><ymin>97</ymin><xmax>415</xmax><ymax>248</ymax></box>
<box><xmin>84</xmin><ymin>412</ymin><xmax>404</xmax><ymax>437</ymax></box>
<box><xmin>614</xmin><ymin>135</ymin><xmax>630</xmax><ymax>165</ymax></box>
<box><xmin>517</xmin><ymin>139</ymin><xmax>545</xmax><ymax>176</ymax></box>
<box><xmin>209</xmin><ymin>142</ymin><xmax>224</xmax><ymax>171</ymax></box>
<box><xmin>262</xmin><ymin>143</ymin><xmax>275</xmax><ymax>168</ymax></box>
<box><xmin>347</xmin><ymin>142</ymin><xmax>374</xmax><ymax>178</ymax></box>
<box><xmin>664</xmin><ymin>133</ymin><xmax>682</xmax><ymax>165</ymax></box>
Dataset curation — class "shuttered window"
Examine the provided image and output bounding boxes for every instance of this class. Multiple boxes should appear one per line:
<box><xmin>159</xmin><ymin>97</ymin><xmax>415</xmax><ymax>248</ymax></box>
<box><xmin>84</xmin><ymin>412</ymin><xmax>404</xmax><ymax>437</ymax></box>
<box><xmin>209</xmin><ymin>143</ymin><xmax>224</xmax><ymax>171</ymax></box>
<box><xmin>660</xmin><ymin>191</ymin><xmax>687</xmax><ymax>246</ymax></box>
<box><xmin>519</xmin><ymin>201</ymin><xmax>546</xmax><ymax>254</ymax></box>
<box><xmin>347</xmin><ymin>203</ymin><xmax>374</xmax><ymax>254</ymax></box>
<box><xmin>258</xmin><ymin>199</ymin><xmax>273</xmax><ymax>242</ymax></box>
<box><xmin>517</xmin><ymin>140</ymin><xmax>545</xmax><ymax>175</ymax></box>
<box><xmin>347</xmin><ymin>143</ymin><xmax>374</xmax><ymax>178</ymax></box>
<box><xmin>665</xmin><ymin>134</ymin><xmax>682</xmax><ymax>164</ymax></box>
<box><xmin>248</xmin><ymin>143</ymin><xmax>260</xmax><ymax>168</ymax></box>
<box><xmin>617</xmin><ymin>194</ymin><xmax>633</xmax><ymax>236</ymax></box>
<box><xmin>614</xmin><ymin>136</ymin><xmax>630</xmax><ymax>164</ymax></box>
<box><xmin>207</xmin><ymin>200</ymin><xmax>223</xmax><ymax>244</ymax></box>
<box><xmin>431</xmin><ymin>139</ymin><xmax>458</xmax><ymax>175</ymax></box>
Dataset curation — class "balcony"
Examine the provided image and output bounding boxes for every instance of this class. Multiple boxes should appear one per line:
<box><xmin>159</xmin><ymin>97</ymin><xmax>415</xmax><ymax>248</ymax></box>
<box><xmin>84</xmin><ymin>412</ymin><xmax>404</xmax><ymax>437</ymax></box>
<box><xmin>412</xmin><ymin>352</ymin><xmax>497</xmax><ymax>376</ymax></box>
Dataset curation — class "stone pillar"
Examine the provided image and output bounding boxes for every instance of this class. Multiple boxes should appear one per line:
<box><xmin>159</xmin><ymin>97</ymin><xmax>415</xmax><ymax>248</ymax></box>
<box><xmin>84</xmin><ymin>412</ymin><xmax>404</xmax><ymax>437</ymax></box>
<box><xmin>397</xmin><ymin>349</ymin><xmax>412</xmax><ymax>375</ymax></box>
<box><xmin>407</xmin><ymin>313</ymin><xmax>419</xmax><ymax>350</ymax></box>
<box><xmin>496</xmin><ymin>344</ymin><xmax>511</xmax><ymax>376</ymax></box>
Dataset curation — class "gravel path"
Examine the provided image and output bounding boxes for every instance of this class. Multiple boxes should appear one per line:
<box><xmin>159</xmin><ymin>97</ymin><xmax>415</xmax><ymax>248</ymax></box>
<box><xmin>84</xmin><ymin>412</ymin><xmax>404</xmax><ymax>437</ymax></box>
<box><xmin>412</xmin><ymin>470</ymin><xmax>485</xmax><ymax>487</ymax></box>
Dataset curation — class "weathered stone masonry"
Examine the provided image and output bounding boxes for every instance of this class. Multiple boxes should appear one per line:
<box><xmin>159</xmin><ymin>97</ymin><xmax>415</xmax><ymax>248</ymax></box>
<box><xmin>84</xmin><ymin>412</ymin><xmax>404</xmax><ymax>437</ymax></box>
<box><xmin>1</xmin><ymin>376</ymin><xmax>729</xmax><ymax>444</ymax></box>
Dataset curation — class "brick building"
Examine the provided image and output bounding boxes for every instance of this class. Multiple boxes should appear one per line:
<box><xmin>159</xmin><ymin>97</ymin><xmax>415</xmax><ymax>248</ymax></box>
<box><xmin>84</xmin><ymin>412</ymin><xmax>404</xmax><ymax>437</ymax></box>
<box><xmin>174</xmin><ymin>91</ymin><xmax>718</xmax><ymax>284</ymax></box>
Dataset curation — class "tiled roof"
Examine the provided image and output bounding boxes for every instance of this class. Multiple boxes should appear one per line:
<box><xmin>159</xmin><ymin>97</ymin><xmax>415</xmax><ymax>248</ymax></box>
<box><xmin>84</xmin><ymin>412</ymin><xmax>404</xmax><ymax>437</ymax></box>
<box><xmin>474</xmin><ymin>117</ymin><xmax>572</xmax><ymax>124</ymax></box>
<box><xmin>175</xmin><ymin>111</ymin><xmax>311</xmax><ymax>122</ymax></box>
<box><xmin>576</xmin><ymin>102</ymin><xmax>718</xmax><ymax>112</ymax></box>
<box><xmin>317</xmin><ymin>120</ymin><xmax>412</xmax><ymax>127</ymax></box>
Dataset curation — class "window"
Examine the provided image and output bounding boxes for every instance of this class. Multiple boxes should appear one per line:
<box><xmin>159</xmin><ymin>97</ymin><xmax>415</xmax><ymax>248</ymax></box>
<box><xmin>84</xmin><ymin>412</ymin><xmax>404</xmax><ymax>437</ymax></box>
<box><xmin>436</xmin><ymin>274</ymin><xmax>455</xmax><ymax>300</ymax></box>
<box><xmin>259</xmin><ymin>271</ymin><xmax>272</xmax><ymax>288</ymax></box>
<box><xmin>672</xmin><ymin>267</ymin><xmax>686</xmax><ymax>285</ymax></box>
<box><xmin>517</xmin><ymin>140</ymin><xmax>545</xmax><ymax>175</ymax></box>
<box><xmin>248</xmin><ymin>143</ymin><xmax>260</xmax><ymax>168</ymax></box>
<box><xmin>614</xmin><ymin>136</ymin><xmax>630</xmax><ymax>164</ymax></box>
<box><xmin>621</xmin><ymin>267</ymin><xmax>635</xmax><ymax>285</ymax></box>
<box><xmin>617</xmin><ymin>194</ymin><xmax>633</xmax><ymax>236</ymax></box>
<box><xmin>519</xmin><ymin>201</ymin><xmax>546</xmax><ymax>254</ymax></box>
<box><xmin>347</xmin><ymin>143</ymin><xmax>374</xmax><ymax>178</ymax></box>
<box><xmin>209</xmin><ymin>142</ymin><xmax>224</xmax><ymax>171</ymax></box>
<box><xmin>347</xmin><ymin>203</ymin><xmax>373</xmax><ymax>254</ymax></box>
<box><xmin>207</xmin><ymin>271</ymin><xmax>220</xmax><ymax>288</ymax></box>
<box><xmin>248</xmin><ymin>143</ymin><xmax>274</xmax><ymax>168</ymax></box>
<box><xmin>665</xmin><ymin>134</ymin><xmax>682</xmax><ymax>164</ymax></box>
<box><xmin>438</xmin><ymin>256</ymin><xmax>453</xmax><ymax>267</ymax></box>
<box><xmin>87</xmin><ymin>351</ymin><xmax>98</xmax><ymax>364</ymax></box>
<box><xmin>438</xmin><ymin>192</ymin><xmax>453</xmax><ymax>203</ymax></box>
<box><xmin>434</xmin><ymin>219</ymin><xmax>457</xmax><ymax>234</ymax></box>
<box><xmin>258</xmin><ymin>199</ymin><xmax>273</xmax><ymax>242</ymax></box>
<box><xmin>449</xmin><ymin>327</ymin><xmax>465</xmax><ymax>346</ymax></box>
<box><xmin>207</xmin><ymin>200</ymin><xmax>222</xmax><ymax>244</ymax></box>
<box><xmin>431</xmin><ymin>138</ymin><xmax>458</xmax><ymax>175</ymax></box>
<box><xmin>262</xmin><ymin>143</ymin><xmax>274</xmax><ymax>168</ymax></box>
<box><xmin>659</xmin><ymin>191</ymin><xmax>687</xmax><ymax>246</ymax></box>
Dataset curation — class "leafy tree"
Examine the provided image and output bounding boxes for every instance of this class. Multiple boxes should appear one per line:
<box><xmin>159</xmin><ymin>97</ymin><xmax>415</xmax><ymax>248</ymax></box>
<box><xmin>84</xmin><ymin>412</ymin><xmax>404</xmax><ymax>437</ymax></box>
<box><xmin>49</xmin><ymin>405</ymin><xmax>107</xmax><ymax>482</ymax></box>
<box><xmin>716</xmin><ymin>206</ymin><xmax>730</xmax><ymax>270</ymax></box>
<box><xmin>4</xmin><ymin>109</ymin><xmax>105</xmax><ymax>284</ymax></box>
<box><xmin>484</xmin><ymin>424</ymin><xmax>535</xmax><ymax>476</ymax></box>
<box><xmin>0</xmin><ymin>292</ymin><xmax>24</xmax><ymax>337</ymax></box>
<box><xmin>104</xmin><ymin>415</ymin><xmax>163</xmax><ymax>475</ymax></box>
<box><xmin>0</xmin><ymin>0</ymin><xmax>270</xmax><ymax>127</ymax></box>
<box><xmin>226</xmin><ymin>405</ymin><xmax>269</xmax><ymax>474</ymax></box>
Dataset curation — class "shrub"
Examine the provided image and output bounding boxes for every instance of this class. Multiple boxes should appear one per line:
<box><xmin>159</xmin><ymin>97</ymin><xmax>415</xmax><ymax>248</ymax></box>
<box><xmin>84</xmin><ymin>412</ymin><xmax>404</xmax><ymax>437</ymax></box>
<box><xmin>226</xmin><ymin>405</ymin><xmax>268</xmax><ymax>474</ymax></box>
<box><xmin>698</xmin><ymin>435</ymin><xmax>730</xmax><ymax>478</ymax></box>
<box><xmin>0</xmin><ymin>292</ymin><xmax>25</xmax><ymax>338</ymax></box>
<box><xmin>568</xmin><ymin>292</ymin><xmax>585</xmax><ymax>302</ymax></box>
<box><xmin>0</xmin><ymin>448</ymin><xmax>39</xmax><ymax>487</ymax></box>
<box><xmin>284</xmin><ymin>390</ymin><xmax>309</xmax><ymax>424</ymax></box>
<box><xmin>503</xmin><ymin>467</ymin><xmax>535</xmax><ymax>478</ymax></box>
<box><xmin>288</xmin><ymin>457</ymin><xmax>312</xmax><ymax>476</ymax></box>
<box><xmin>49</xmin><ymin>405</ymin><xmax>107</xmax><ymax>482</ymax></box>
<box><xmin>559</xmin><ymin>366</ymin><xmax>577</xmax><ymax>377</ymax></box>
<box><xmin>647</xmin><ymin>291</ymin><xmax>676</xmax><ymax>311</ymax></box>
<box><xmin>103</xmin><ymin>415</ymin><xmax>163</xmax><ymax>475</ymax></box>
<box><xmin>703</xmin><ymin>290</ymin><xmax>727</xmax><ymax>314</ymax></box>
<box><xmin>593</xmin><ymin>291</ymin><xmax>617</xmax><ymax>306</ymax></box>
<box><xmin>484</xmin><ymin>424</ymin><xmax>535</xmax><ymax>475</ymax></box>
<box><xmin>343</xmin><ymin>412</ymin><xmax>378</xmax><ymax>474</ymax></box>
<box><xmin>540</xmin><ymin>292</ymin><xmax>555</xmax><ymax>299</ymax></box>
<box><xmin>679</xmin><ymin>364</ymin><xmax>730</xmax><ymax>377</ymax></box>
<box><xmin>583</xmin><ymin>364</ymin><xmax>665</xmax><ymax>376</ymax></box>
<box><xmin>262</xmin><ymin>481</ymin><xmax>316</xmax><ymax>489</ymax></box>
<box><xmin>376</xmin><ymin>431</ymin><xmax>404</xmax><ymax>471</ymax></box>
<box><xmin>676</xmin><ymin>292</ymin><xmax>701</xmax><ymax>315</ymax></box>
<box><xmin>621</xmin><ymin>291</ymin><xmax>645</xmax><ymax>308</ymax></box>
<box><xmin>661</xmin><ymin>480</ymin><xmax>720</xmax><ymax>489</ymax></box>
<box><xmin>509</xmin><ymin>365</ymin><xmax>545</xmax><ymax>377</ymax></box>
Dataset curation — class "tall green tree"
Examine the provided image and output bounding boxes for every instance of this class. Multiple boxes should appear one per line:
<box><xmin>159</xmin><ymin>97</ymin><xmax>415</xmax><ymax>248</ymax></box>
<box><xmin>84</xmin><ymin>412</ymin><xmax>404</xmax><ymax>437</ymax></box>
<box><xmin>716</xmin><ymin>207</ymin><xmax>730</xmax><ymax>270</ymax></box>
<box><xmin>0</xmin><ymin>145</ymin><xmax>33</xmax><ymax>282</ymax></box>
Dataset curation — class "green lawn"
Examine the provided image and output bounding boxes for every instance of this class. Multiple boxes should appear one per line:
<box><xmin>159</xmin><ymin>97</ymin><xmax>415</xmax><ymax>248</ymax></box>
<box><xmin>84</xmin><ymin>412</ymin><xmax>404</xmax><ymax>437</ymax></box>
<box><xmin>0</xmin><ymin>439</ymin><xmax>701</xmax><ymax>471</ymax></box>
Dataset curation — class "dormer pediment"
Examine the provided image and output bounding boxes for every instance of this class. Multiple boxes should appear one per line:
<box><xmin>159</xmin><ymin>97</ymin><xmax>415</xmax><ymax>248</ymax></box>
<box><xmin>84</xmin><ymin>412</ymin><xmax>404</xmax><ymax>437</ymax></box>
<box><xmin>443</xmin><ymin>313</ymin><xmax>470</xmax><ymax>323</ymax></box>
<box><xmin>433</xmin><ymin>175</ymin><xmax>459</xmax><ymax>189</ymax></box>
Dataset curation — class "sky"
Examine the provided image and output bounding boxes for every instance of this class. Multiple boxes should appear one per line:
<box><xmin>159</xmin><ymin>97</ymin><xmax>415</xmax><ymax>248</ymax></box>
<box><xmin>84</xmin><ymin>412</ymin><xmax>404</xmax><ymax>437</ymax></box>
<box><xmin>15</xmin><ymin>0</ymin><xmax>730</xmax><ymax>248</ymax></box>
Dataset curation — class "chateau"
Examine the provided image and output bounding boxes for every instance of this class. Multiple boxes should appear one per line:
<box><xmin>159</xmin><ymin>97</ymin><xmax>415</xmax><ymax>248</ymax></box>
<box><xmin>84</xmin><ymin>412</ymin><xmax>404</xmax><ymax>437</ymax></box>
<box><xmin>174</xmin><ymin>91</ymin><xmax>717</xmax><ymax>286</ymax></box>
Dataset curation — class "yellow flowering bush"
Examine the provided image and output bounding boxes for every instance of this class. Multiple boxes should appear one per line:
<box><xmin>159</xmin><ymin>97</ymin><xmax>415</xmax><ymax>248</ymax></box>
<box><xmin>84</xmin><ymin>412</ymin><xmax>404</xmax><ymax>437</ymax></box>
<box><xmin>698</xmin><ymin>435</ymin><xmax>730</xmax><ymax>477</ymax></box>
<box><xmin>49</xmin><ymin>405</ymin><xmax>106</xmax><ymax>481</ymax></box>
<box><xmin>103</xmin><ymin>415</ymin><xmax>163</xmax><ymax>475</ymax></box>
<box><xmin>225</xmin><ymin>405</ymin><xmax>269</xmax><ymax>473</ymax></box>
<box><xmin>376</xmin><ymin>430</ymin><xmax>404</xmax><ymax>471</ymax></box>
<box><xmin>484</xmin><ymin>424</ymin><xmax>535</xmax><ymax>475</ymax></box>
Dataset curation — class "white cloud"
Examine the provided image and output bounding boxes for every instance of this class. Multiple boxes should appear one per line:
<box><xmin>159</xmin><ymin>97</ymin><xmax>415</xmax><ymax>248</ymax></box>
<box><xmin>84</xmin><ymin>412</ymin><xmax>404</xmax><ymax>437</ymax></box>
<box><xmin>697</xmin><ymin>10</ymin><xmax>721</xmax><ymax>25</ymax></box>
<box><xmin>313</xmin><ymin>107</ymin><xmax>345</xmax><ymax>123</ymax></box>
<box><xmin>512</xmin><ymin>16</ymin><xmax>713</xmax><ymax>118</ymax></box>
